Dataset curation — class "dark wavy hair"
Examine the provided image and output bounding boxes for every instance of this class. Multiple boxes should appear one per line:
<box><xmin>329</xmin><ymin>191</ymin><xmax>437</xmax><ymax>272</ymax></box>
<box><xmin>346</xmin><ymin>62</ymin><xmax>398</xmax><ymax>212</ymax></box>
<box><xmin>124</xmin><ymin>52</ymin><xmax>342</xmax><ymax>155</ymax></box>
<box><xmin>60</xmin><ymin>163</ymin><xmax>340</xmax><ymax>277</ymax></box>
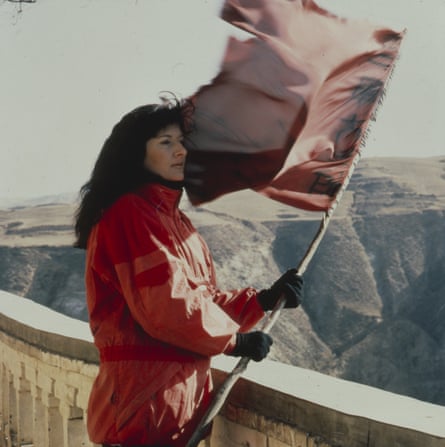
<box><xmin>74</xmin><ymin>96</ymin><xmax>192</xmax><ymax>249</ymax></box>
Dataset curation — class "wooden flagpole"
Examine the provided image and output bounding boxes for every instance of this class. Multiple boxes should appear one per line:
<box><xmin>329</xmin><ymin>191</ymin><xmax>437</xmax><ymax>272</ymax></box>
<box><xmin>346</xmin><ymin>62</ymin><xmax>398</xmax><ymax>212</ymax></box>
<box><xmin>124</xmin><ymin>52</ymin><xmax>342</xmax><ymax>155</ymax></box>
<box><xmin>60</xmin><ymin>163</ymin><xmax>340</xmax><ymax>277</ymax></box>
<box><xmin>186</xmin><ymin>150</ymin><xmax>362</xmax><ymax>447</ymax></box>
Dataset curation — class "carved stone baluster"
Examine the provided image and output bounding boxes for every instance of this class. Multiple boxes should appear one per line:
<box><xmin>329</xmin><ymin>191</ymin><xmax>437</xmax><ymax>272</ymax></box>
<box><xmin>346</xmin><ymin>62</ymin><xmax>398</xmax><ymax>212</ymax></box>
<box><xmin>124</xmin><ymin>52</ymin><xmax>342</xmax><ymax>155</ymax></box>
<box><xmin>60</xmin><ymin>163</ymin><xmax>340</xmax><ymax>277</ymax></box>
<box><xmin>18</xmin><ymin>364</ymin><xmax>33</xmax><ymax>446</ymax></box>
<box><xmin>0</xmin><ymin>364</ymin><xmax>10</xmax><ymax>447</ymax></box>
<box><xmin>47</xmin><ymin>394</ymin><xmax>64</xmax><ymax>447</ymax></box>
<box><xmin>32</xmin><ymin>387</ymin><xmax>48</xmax><ymax>447</ymax></box>
<box><xmin>8</xmin><ymin>373</ymin><xmax>18</xmax><ymax>447</ymax></box>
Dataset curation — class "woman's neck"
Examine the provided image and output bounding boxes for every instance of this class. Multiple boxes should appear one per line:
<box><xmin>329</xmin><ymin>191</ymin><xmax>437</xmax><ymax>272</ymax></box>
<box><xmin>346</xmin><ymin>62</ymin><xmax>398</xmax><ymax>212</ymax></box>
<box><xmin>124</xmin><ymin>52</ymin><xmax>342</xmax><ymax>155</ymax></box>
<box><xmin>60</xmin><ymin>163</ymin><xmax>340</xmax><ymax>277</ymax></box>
<box><xmin>142</xmin><ymin>171</ymin><xmax>184</xmax><ymax>190</ymax></box>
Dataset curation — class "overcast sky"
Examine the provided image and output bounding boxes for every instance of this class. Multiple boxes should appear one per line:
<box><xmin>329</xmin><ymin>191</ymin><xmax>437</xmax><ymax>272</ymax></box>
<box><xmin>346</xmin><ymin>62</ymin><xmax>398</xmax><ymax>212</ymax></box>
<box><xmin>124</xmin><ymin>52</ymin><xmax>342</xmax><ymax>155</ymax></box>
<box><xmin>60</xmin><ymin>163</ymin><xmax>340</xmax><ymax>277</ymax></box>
<box><xmin>1</xmin><ymin>0</ymin><xmax>444</xmax><ymax>200</ymax></box>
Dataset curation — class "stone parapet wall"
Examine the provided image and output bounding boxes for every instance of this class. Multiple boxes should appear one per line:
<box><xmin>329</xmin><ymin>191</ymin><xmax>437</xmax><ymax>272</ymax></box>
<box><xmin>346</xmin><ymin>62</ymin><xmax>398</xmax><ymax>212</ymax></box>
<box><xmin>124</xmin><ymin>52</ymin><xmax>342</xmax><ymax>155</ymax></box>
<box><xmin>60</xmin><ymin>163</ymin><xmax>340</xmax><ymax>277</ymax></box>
<box><xmin>209</xmin><ymin>365</ymin><xmax>445</xmax><ymax>447</ymax></box>
<box><xmin>1</xmin><ymin>291</ymin><xmax>444</xmax><ymax>447</ymax></box>
<box><xmin>0</xmin><ymin>329</ymin><xmax>97</xmax><ymax>447</ymax></box>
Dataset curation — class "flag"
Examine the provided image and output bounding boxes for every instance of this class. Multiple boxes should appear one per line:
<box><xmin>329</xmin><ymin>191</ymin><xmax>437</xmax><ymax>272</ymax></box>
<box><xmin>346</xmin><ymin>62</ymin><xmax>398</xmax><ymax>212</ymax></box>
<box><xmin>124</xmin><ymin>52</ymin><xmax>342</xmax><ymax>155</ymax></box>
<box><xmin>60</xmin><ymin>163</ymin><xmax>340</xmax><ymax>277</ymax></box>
<box><xmin>184</xmin><ymin>0</ymin><xmax>405</xmax><ymax>211</ymax></box>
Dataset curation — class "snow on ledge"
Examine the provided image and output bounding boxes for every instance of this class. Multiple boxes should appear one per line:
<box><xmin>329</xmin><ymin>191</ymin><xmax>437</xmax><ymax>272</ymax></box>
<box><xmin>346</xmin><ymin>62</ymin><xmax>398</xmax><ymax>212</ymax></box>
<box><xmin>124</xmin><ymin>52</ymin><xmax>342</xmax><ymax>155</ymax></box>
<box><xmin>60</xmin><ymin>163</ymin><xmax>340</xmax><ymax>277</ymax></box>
<box><xmin>0</xmin><ymin>290</ymin><xmax>92</xmax><ymax>342</ymax></box>
<box><xmin>212</xmin><ymin>354</ymin><xmax>445</xmax><ymax>438</ymax></box>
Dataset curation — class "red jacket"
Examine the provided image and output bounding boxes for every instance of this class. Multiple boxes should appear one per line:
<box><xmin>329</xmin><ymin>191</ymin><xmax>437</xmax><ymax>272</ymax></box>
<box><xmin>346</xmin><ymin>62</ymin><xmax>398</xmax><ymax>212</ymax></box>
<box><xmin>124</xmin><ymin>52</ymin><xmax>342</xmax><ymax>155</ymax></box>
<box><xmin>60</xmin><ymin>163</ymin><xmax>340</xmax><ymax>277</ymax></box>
<box><xmin>85</xmin><ymin>183</ymin><xmax>265</xmax><ymax>446</ymax></box>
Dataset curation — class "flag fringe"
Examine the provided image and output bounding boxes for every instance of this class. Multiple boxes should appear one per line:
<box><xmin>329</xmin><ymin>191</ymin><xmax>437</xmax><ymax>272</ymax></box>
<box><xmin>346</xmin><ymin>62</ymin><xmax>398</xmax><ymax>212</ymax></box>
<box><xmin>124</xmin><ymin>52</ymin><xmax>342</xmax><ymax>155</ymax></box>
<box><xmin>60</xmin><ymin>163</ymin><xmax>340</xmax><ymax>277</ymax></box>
<box><xmin>361</xmin><ymin>34</ymin><xmax>405</xmax><ymax>150</ymax></box>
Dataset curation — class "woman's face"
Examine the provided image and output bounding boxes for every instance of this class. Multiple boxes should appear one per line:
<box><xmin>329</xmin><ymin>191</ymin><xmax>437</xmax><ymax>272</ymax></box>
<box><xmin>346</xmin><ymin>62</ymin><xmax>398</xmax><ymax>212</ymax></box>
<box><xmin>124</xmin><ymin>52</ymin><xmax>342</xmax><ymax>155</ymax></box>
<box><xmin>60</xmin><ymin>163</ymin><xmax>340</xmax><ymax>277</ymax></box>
<box><xmin>144</xmin><ymin>124</ymin><xmax>187</xmax><ymax>181</ymax></box>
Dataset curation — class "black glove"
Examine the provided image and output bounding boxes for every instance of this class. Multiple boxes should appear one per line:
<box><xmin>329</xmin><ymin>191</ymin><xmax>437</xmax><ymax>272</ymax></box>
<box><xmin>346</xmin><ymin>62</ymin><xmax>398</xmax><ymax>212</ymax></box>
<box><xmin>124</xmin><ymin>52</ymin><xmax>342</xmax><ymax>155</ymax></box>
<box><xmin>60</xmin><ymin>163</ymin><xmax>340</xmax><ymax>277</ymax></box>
<box><xmin>257</xmin><ymin>269</ymin><xmax>303</xmax><ymax>311</ymax></box>
<box><xmin>227</xmin><ymin>331</ymin><xmax>273</xmax><ymax>362</ymax></box>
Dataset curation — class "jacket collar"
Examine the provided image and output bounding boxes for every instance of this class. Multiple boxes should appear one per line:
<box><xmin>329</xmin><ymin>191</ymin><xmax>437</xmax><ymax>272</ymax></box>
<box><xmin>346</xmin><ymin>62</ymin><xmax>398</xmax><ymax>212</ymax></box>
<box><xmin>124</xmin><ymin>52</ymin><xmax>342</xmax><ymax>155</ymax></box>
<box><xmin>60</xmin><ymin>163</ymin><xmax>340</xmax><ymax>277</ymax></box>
<box><xmin>136</xmin><ymin>182</ymin><xmax>183</xmax><ymax>214</ymax></box>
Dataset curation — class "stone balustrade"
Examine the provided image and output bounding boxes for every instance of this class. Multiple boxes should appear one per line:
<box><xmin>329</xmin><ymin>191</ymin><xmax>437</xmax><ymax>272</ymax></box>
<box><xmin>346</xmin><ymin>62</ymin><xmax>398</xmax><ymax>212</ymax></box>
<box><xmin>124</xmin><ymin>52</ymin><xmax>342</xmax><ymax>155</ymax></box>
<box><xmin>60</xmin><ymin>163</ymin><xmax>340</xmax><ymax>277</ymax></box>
<box><xmin>1</xmin><ymin>290</ymin><xmax>444</xmax><ymax>447</ymax></box>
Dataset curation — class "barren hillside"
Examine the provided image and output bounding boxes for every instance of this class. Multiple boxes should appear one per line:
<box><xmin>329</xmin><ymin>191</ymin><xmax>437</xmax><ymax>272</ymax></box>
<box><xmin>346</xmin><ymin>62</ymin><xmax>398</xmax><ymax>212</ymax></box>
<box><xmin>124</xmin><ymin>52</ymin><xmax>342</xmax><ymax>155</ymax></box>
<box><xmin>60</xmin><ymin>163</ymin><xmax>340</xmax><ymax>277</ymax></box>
<box><xmin>1</xmin><ymin>156</ymin><xmax>444</xmax><ymax>405</ymax></box>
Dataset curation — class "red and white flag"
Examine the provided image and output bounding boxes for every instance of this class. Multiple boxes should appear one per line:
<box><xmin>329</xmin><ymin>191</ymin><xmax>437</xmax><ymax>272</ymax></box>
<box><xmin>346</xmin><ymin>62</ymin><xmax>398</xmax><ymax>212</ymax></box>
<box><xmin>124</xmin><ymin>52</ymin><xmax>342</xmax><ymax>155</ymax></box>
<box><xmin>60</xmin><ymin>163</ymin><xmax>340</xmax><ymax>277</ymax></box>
<box><xmin>184</xmin><ymin>0</ymin><xmax>405</xmax><ymax>211</ymax></box>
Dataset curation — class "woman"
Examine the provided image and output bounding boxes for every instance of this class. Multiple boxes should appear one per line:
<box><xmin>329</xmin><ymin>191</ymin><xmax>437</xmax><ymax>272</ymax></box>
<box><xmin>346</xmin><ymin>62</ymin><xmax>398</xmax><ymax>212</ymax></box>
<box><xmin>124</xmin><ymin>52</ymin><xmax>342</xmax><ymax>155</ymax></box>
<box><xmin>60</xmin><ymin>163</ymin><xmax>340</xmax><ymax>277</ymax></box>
<box><xmin>74</xmin><ymin>97</ymin><xmax>303</xmax><ymax>447</ymax></box>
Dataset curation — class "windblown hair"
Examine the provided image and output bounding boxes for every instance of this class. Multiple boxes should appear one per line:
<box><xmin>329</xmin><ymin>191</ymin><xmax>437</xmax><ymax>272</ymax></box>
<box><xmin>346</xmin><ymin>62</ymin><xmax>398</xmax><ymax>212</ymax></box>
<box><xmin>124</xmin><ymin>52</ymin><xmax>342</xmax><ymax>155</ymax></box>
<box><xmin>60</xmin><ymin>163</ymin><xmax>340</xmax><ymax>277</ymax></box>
<box><xmin>74</xmin><ymin>96</ymin><xmax>193</xmax><ymax>249</ymax></box>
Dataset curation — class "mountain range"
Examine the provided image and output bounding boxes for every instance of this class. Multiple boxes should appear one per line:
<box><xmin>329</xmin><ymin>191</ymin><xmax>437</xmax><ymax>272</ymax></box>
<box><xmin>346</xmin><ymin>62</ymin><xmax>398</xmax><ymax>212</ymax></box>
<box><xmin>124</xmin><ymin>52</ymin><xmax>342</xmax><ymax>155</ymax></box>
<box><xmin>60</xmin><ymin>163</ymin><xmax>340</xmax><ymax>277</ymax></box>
<box><xmin>1</xmin><ymin>156</ymin><xmax>444</xmax><ymax>406</ymax></box>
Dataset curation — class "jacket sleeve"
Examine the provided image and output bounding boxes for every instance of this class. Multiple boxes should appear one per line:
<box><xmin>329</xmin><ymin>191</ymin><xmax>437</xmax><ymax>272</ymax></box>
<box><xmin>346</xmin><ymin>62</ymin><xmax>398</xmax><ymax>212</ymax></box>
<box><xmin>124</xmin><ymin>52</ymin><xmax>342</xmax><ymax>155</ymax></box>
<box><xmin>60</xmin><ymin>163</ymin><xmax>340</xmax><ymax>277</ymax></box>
<box><xmin>96</xmin><ymin>195</ymin><xmax>262</xmax><ymax>357</ymax></box>
<box><xmin>211</xmin><ymin>287</ymin><xmax>265</xmax><ymax>333</ymax></box>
